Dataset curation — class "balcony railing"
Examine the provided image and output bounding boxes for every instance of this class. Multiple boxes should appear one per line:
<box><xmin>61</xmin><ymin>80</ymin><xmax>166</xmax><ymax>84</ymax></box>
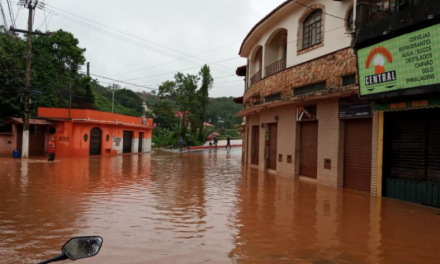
<box><xmin>355</xmin><ymin>0</ymin><xmax>440</xmax><ymax>45</ymax></box>
<box><xmin>265</xmin><ymin>58</ymin><xmax>287</xmax><ymax>77</ymax></box>
<box><xmin>250</xmin><ymin>70</ymin><xmax>262</xmax><ymax>86</ymax></box>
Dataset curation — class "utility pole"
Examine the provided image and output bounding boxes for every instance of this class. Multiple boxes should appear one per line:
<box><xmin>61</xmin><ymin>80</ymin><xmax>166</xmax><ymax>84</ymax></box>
<box><xmin>22</xmin><ymin>0</ymin><xmax>37</xmax><ymax>158</ymax></box>
<box><xmin>86</xmin><ymin>62</ymin><xmax>90</xmax><ymax>77</ymax></box>
<box><xmin>111</xmin><ymin>84</ymin><xmax>115</xmax><ymax>113</ymax></box>
<box><xmin>9</xmin><ymin>1</ymin><xmax>49</xmax><ymax>158</ymax></box>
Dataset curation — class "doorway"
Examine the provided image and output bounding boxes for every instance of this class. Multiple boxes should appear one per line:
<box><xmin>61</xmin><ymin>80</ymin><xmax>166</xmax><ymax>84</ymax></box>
<box><xmin>251</xmin><ymin>126</ymin><xmax>260</xmax><ymax>165</ymax></box>
<box><xmin>268</xmin><ymin>123</ymin><xmax>278</xmax><ymax>171</ymax></box>
<box><xmin>90</xmin><ymin>127</ymin><xmax>102</xmax><ymax>156</ymax></box>
<box><xmin>123</xmin><ymin>131</ymin><xmax>133</xmax><ymax>154</ymax></box>
<box><xmin>138</xmin><ymin>132</ymin><xmax>144</xmax><ymax>153</ymax></box>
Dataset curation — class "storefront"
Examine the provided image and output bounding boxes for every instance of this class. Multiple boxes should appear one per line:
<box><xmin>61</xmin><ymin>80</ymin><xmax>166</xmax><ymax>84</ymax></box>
<box><xmin>375</xmin><ymin>99</ymin><xmax>440</xmax><ymax>207</ymax></box>
<box><xmin>297</xmin><ymin>105</ymin><xmax>318</xmax><ymax>179</ymax></box>
<box><xmin>357</xmin><ymin>23</ymin><xmax>440</xmax><ymax>206</ymax></box>
<box><xmin>339</xmin><ymin>97</ymin><xmax>373</xmax><ymax>193</ymax></box>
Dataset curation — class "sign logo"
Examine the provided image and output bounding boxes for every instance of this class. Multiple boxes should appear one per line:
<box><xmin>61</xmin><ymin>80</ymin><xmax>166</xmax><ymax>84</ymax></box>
<box><xmin>364</xmin><ymin>46</ymin><xmax>397</xmax><ymax>90</ymax></box>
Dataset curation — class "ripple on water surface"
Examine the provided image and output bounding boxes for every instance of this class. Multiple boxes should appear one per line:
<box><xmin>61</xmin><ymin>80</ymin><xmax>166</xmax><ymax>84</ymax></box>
<box><xmin>1</xmin><ymin>149</ymin><xmax>440</xmax><ymax>264</ymax></box>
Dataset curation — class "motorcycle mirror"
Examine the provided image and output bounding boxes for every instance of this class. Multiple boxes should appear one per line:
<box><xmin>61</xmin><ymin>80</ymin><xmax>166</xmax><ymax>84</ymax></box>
<box><xmin>62</xmin><ymin>236</ymin><xmax>103</xmax><ymax>261</ymax></box>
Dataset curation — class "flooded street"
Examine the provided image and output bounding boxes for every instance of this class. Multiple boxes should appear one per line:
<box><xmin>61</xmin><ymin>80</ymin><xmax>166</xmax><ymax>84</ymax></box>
<box><xmin>1</xmin><ymin>149</ymin><xmax>440</xmax><ymax>264</ymax></box>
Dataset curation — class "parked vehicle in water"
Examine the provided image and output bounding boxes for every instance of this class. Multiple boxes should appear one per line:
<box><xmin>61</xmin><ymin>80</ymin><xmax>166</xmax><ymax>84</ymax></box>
<box><xmin>36</xmin><ymin>236</ymin><xmax>103</xmax><ymax>264</ymax></box>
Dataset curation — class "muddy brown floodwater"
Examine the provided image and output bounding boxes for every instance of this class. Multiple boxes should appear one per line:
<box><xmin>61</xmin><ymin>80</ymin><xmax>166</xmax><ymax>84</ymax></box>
<box><xmin>1</xmin><ymin>149</ymin><xmax>440</xmax><ymax>264</ymax></box>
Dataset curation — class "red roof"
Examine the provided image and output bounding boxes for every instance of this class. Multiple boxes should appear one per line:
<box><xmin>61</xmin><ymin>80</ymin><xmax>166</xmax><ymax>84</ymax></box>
<box><xmin>239</xmin><ymin>0</ymin><xmax>291</xmax><ymax>55</ymax></box>
<box><xmin>5</xmin><ymin>118</ymin><xmax>53</xmax><ymax>125</ymax></box>
<box><xmin>203</xmin><ymin>122</ymin><xmax>215</xmax><ymax>127</ymax></box>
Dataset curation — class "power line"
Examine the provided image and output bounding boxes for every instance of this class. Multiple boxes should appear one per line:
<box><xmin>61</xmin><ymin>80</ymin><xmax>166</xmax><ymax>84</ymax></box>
<box><xmin>6</xmin><ymin>0</ymin><xmax>14</xmax><ymax>27</ymax></box>
<box><xmin>45</xmin><ymin>3</ymin><xmax>238</xmax><ymax>73</ymax></box>
<box><xmin>44</xmin><ymin>10</ymin><xmax>233</xmax><ymax>76</ymax></box>
<box><xmin>111</xmin><ymin>42</ymin><xmax>240</xmax><ymax>77</ymax></box>
<box><xmin>86</xmin><ymin>73</ymin><xmax>158</xmax><ymax>90</ymax></box>
<box><xmin>122</xmin><ymin>56</ymin><xmax>240</xmax><ymax>82</ymax></box>
<box><xmin>42</xmin><ymin>5</ymin><xmax>236</xmax><ymax>76</ymax></box>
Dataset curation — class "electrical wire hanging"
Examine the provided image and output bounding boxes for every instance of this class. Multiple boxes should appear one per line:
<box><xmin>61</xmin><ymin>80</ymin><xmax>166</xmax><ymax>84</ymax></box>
<box><xmin>41</xmin><ymin>4</ymin><xmax>237</xmax><ymax>75</ymax></box>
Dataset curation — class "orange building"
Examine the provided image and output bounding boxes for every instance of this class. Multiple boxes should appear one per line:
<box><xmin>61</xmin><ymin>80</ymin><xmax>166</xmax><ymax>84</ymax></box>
<box><xmin>0</xmin><ymin>108</ymin><xmax>153</xmax><ymax>157</ymax></box>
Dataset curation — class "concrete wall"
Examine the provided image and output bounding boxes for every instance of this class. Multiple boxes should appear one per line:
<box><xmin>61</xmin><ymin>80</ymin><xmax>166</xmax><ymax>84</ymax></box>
<box><xmin>248</xmin><ymin>98</ymin><xmax>345</xmax><ymax>188</ymax></box>
<box><xmin>259</xmin><ymin>105</ymin><xmax>297</xmax><ymax>176</ymax></box>
<box><xmin>316</xmin><ymin>99</ymin><xmax>342</xmax><ymax>188</ymax></box>
<box><xmin>53</xmin><ymin>122</ymin><xmax>152</xmax><ymax>157</ymax></box>
<box><xmin>0</xmin><ymin>125</ymin><xmax>17</xmax><ymax>156</ymax></box>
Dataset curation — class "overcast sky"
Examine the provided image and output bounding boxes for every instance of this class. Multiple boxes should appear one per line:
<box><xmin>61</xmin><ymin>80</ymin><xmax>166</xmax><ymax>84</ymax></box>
<box><xmin>2</xmin><ymin>0</ymin><xmax>286</xmax><ymax>98</ymax></box>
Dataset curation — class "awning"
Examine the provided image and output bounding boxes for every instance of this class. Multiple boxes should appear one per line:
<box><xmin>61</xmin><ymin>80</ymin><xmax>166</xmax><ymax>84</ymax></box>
<box><xmin>236</xmin><ymin>65</ymin><xmax>247</xmax><ymax>77</ymax></box>
<box><xmin>374</xmin><ymin>96</ymin><xmax>440</xmax><ymax>112</ymax></box>
<box><xmin>5</xmin><ymin>118</ymin><xmax>53</xmax><ymax>125</ymax></box>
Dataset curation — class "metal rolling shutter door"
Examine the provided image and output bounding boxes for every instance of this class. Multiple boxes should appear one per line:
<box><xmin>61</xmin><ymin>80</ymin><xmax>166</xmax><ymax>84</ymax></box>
<box><xmin>300</xmin><ymin>121</ymin><xmax>318</xmax><ymax>179</ymax></box>
<box><xmin>344</xmin><ymin>118</ymin><xmax>373</xmax><ymax>192</ymax></box>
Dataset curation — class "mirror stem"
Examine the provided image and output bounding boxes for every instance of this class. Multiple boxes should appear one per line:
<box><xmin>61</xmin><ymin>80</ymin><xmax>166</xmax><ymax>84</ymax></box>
<box><xmin>35</xmin><ymin>253</ymin><xmax>68</xmax><ymax>264</ymax></box>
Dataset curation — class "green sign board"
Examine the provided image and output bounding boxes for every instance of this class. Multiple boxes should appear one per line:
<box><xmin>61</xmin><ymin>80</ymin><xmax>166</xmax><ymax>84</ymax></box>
<box><xmin>358</xmin><ymin>24</ymin><xmax>440</xmax><ymax>96</ymax></box>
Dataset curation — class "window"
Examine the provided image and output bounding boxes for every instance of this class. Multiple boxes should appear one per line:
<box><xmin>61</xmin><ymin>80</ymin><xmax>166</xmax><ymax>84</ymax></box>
<box><xmin>342</xmin><ymin>74</ymin><xmax>356</xmax><ymax>86</ymax></box>
<box><xmin>293</xmin><ymin>82</ymin><xmax>326</xmax><ymax>96</ymax></box>
<box><xmin>347</xmin><ymin>9</ymin><xmax>354</xmax><ymax>31</ymax></box>
<box><xmin>265</xmin><ymin>93</ymin><xmax>282</xmax><ymax>103</ymax></box>
<box><xmin>302</xmin><ymin>10</ymin><xmax>323</xmax><ymax>49</ymax></box>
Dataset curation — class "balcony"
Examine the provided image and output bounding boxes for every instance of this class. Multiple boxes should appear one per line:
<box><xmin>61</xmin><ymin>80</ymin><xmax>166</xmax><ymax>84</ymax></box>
<box><xmin>265</xmin><ymin>58</ymin><xmax>286</xmax><ymax>78</ymax></box>
<box><xmin>250</xmin><ymin>71</ymin><xmax>262</xmax><ymax>86</ymax></box>
<box><xmin>355</xmin><ymin>0</ymin><xmax>440</xmax><ymax>47</ymax></box>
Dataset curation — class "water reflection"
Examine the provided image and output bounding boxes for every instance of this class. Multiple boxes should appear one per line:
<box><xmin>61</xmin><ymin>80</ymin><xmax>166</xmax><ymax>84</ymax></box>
<box><xmin>0</xmin><ymin>150</ymin><xmax>440</xmax><ymax>264</ymax></box>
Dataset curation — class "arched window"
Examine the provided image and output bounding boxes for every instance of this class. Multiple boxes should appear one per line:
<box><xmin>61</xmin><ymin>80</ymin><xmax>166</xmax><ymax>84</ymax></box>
<box><xmin>302</xmin><ymin>9</ymin><xmax>323</xmax><ymax>49</ymax></box>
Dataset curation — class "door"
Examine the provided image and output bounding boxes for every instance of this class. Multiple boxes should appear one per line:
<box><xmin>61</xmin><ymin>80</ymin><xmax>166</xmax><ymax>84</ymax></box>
<box><xmin>268</xmin><ymin>123</ymin><xmax>278</xmax><ymax>170</ymax></box>
<box><xmin>123</xmin><ymin>131</ymin><xmax>133</xmax><ymax>154</ymax></box>
<box><xmin>138</xmin><ymin>132</ymin><xmax>144</xmax><ymax>153</ymax></box>
<box><xmin>251</xmin><ymin>126</ymin><xmax>260</xmax><ymax>165</ymax></box>
<box><xmin>300</xmin><ymin>121</ymin><xmax>318</xmax><ymax>178</ymax></box>
<box><xmin>344</xmin><ymin>118</ymin><xmax>372</xmax><ymax>192</ymax></box>
<box><xmin>89</xmin><ymin>127</ymin><xmax>102</xmax><ymax>156</ymax></box>
<box><xmin>29</xmin><ymin>125</ymin><xmax>46</xmax><ymax>157</ymax></box>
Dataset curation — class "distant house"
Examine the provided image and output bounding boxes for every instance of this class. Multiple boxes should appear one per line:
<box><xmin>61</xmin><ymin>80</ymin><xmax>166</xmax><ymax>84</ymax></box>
<box><xmin>0</xmin><ymin>108</ymin><xmax>153</xmax><ymax>157</ymax></box>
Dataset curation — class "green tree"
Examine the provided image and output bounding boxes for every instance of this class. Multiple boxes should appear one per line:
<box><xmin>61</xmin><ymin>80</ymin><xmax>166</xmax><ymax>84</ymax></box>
<box><xmin>0</xmin><ymin>28</ymin><xmax>25</xmax><ymax>128</ymax></box>
<box><xmin>114</xmin><ymin>88</ymin><xmax>143</xmax><ymax>116</ymax></box>
<box><xmin>195</xmin><ymin>65</ymin><xmax>213</xmax><ymax>142</ymax></box>
<box><xmin>157</xmin><ymin>64</ymin><xmax>213</xmax><ymax>143</ymax></box>
<box><xmin>151</xmin><ymin>100</ymin><xmax>179</xmax><ymax>130</ymax></box>
<box><xmin>0</xmin><ymin>29</ymin><xmax>94</xmax><ymax>123</ymax></box>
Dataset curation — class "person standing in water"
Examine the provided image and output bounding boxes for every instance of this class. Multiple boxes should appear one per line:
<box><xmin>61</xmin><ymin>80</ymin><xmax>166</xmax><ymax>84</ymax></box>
<box><xmin>179</xmin><ymin>136</ymin><xmax>184</xmax><ymax>151</ymax></box>
<box><xmin>48</xmin><ymin>137</ymin><xmax>56</xmax><ymax>161</ymax></box>
<box><xmin>225</xmin><ymin>135</ymin><xmax>232</xmax><ymax>150</ymax></box>
<box><xmin>214</xmin><ymin>136</ymin><xmax>219</xmax><ymax>149</ymax></box>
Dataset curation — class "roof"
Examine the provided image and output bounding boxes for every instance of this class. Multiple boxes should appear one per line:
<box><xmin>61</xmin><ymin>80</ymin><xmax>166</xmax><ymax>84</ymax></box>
<box><xmin>5</xmin><ymin>118</ymin><xmax>53</xmax><ymax>125</ymax></box>
<box><xmin>239</xmin><ymin>0</ymin><xmax>291</xmax><ymax>55</ymax></box>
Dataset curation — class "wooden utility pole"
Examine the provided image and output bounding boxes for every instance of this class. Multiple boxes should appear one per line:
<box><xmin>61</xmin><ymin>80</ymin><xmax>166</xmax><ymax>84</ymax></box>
<box><xmin>22</xmin><ymin>0</ymin><xmax>37</xmax><ymax>158</ymax></box>
<box><xmin>112</xmin><ymin>84</ymin><xmax>115</xmax><ymax>113</ymax></box>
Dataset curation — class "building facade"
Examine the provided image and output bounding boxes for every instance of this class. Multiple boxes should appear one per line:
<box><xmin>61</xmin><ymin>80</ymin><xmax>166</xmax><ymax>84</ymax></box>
<box><xmin>237</xmin><ymin>0</ymin><xmax>379</xmax><ymax>193</ymax></box>
<box><xmin>355</xmin><ymin>0</ymin><xmax>440</xmax><ymax>207</ymax></box>
<box><xmin>0</xmin><ymin>108</ymin><xmax>153</xmax><ymax>157</ymax></box>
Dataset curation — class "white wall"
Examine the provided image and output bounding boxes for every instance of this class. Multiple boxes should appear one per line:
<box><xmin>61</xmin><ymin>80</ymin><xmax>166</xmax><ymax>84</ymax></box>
<box><xmin>243</xmin><ymin>0</ymin><xmax>353</xmax><ymax>83</ymax></box>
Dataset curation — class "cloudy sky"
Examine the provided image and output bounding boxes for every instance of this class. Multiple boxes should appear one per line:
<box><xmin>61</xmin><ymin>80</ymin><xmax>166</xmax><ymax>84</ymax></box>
<box><xmin>2</xmin><ymin>0</ymin><xmax>286</xmax><ymax>98</ymax></box>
